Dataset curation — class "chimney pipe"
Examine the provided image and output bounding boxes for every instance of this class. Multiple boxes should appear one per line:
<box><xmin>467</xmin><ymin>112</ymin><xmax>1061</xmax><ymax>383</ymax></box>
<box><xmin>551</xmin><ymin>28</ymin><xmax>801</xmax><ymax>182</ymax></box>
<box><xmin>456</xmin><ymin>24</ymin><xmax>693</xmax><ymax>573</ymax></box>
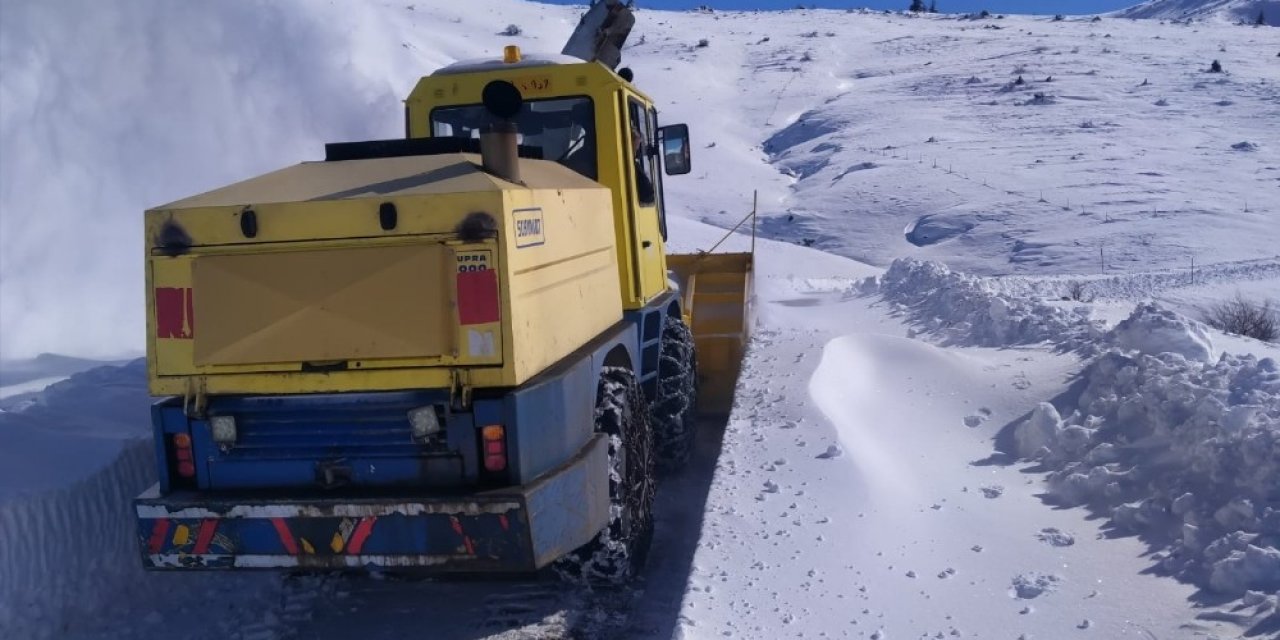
<box><xmin>480</xmin><ymin>122</ymin><xmax>521</xmax><ymax>184</ymax></box>
<box><xmin>478</xmin><ymin>80</ymin><xmax>525</xmax><ymax>184</ymax></box>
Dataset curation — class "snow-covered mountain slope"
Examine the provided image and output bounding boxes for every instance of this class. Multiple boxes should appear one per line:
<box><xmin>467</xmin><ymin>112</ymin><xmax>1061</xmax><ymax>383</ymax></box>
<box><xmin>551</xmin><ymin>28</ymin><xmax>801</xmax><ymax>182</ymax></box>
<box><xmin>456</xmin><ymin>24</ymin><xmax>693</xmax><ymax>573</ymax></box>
<box><xmin>1117</xmin><ymin>0</ymin><xmax>1280</xmax><ymax>25</ymax></box>
<box><xmin>2</xmin><ymin>1</ymin><xmax>1278</xmax><ymax>358</ymax></box>
<box><xmin>630</xmin><ymin>8</ymin><xmax>1280</xmax><ymax>282</ymax></box>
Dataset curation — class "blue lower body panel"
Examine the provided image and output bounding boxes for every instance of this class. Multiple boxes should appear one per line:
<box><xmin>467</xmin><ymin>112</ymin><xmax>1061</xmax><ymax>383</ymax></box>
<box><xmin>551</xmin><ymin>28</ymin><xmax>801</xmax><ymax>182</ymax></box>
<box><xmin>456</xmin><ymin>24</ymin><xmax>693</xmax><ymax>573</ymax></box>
<box><xmin>135</xmin><ymin>434</ymin><xmax>608</xmax><ymax>571</ymax></box>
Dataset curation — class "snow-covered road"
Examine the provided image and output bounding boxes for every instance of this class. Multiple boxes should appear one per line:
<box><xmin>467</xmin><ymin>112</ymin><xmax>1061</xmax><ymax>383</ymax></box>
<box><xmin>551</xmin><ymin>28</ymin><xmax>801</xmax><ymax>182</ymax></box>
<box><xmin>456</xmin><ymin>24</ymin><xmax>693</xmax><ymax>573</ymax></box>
<box><xmin>668</xmin><ymin>225</ymin><xmax>1238</xmax><ymax>639</ymax></box>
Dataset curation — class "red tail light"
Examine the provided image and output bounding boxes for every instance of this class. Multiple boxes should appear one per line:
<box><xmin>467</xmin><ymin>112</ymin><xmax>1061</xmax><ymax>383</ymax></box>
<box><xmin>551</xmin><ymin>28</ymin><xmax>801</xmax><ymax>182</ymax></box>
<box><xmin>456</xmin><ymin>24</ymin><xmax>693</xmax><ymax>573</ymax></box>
<box><xmin>172</xmin><ymin>433</ymin><xmax>195</xmax><ymax>478</ymax></box>
<box><xmin>481</xmin><ymin>425</ymin><xmax>507</xmax><ymax>472</ymax></box>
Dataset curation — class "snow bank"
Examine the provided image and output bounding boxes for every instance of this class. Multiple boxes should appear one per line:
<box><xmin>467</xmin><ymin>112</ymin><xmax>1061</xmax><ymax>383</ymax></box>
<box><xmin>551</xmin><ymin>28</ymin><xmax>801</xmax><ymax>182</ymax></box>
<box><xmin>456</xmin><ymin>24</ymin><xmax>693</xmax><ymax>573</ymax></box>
<box><xmin>1109</xmin><ymin>302</ymin><xmax>1216</xmax><ymax>362</ymax></box>
<box><xmin>881</xmin><ymin>262</ymin><xmax>1278</xmax><ymax>599</ymax></box>
<box><xmin>0</xmin><ymin>361</ymin><xmax>158</xmax><ymax>638</ymax></box>
<box><xmin>0</xmin><ymin>440</ymin><xmax>154</xmax><ymax>638</ymax></box>
<box><xmin>1014</xmin><ymin>343</ymin><xmax>1280</xmax><ymax>596</ymax></box>
<box><xmin>872</xmin><ymin>258</ymin><xmax>1105</xmax><ymax>352</ymax></box>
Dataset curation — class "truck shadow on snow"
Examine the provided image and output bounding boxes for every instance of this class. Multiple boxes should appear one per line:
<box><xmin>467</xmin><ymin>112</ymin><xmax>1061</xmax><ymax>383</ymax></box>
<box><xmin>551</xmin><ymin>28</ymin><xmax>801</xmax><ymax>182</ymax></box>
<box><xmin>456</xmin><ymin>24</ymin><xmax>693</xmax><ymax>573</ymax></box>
<box><xmin>288</xmin><ymin>416</ymin><xmax>729</xmax><ymax>640</ymax></box>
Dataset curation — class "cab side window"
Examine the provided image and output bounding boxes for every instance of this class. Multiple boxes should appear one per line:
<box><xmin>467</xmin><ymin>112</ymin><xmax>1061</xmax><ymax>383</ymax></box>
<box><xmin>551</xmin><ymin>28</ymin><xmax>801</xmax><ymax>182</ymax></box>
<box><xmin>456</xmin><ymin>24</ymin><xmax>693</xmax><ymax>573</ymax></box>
<box><xmin>648</xmin><ymin>106</ymin><xmax>668</xmax><ymax>240</ymax></box>
<box><xmin>626</xmin><ymin>99</ymin><xmax>656</xmax><ymax>206</ymax></box>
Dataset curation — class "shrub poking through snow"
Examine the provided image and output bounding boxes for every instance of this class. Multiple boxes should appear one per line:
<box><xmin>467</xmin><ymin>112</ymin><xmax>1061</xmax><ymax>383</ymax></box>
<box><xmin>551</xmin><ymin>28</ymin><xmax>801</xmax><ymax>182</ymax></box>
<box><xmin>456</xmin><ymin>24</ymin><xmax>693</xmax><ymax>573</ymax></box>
<box><xmin>1203</xmin><ymin>294</ymin><xmax>1279</xmax><ymax>342</ymax></box>
<box><xmin>501</xmin><ymin>24</ymin><xmax>522</xmax><ymax>36</ymax></box>
<box><xmin>1064</xmin><ymin>280</ymin><xmax>1094</xmax><ymax>302</ymax></box>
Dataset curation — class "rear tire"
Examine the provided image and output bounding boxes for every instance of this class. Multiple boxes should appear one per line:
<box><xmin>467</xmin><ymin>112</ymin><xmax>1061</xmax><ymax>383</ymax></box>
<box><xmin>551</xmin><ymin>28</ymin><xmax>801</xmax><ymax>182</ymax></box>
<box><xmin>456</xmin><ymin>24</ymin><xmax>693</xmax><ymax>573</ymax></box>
<box><xmin>651</xmin><ymin>316</ymin><xmax>698</xmax><ymax>470</ymax></box>
<box><xmin>554</xmin><ymin>366</ymin><xmax>655</xmax><ymax>584</ymax></box>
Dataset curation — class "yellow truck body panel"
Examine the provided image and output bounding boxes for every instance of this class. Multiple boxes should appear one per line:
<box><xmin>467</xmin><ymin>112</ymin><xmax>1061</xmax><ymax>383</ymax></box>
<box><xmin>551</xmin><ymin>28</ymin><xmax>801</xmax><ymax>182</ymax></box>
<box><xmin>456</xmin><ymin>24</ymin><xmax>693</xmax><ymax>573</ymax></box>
<box><xmin>145</xmin><ymin>153</ymin><xmax>621</xmax><ymax>397</ymax></box>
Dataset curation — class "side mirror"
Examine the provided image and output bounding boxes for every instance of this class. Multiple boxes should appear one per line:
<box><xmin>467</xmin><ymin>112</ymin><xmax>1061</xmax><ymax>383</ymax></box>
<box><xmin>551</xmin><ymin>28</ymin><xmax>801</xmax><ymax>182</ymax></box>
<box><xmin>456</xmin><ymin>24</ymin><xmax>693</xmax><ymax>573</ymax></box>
<box><xmin>659</xmin><ymin>124</ymin><xmax>691</xmax><ymax>176</ymax></box>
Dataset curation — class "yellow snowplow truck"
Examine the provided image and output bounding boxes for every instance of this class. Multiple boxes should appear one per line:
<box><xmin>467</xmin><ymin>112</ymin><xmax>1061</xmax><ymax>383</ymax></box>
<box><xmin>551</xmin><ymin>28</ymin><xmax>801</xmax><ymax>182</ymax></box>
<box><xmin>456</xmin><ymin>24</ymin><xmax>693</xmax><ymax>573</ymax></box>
<box><xmin>133</xmin><ymin>1</ymin><xmax>751</xmax><ymax>582</ymax></box>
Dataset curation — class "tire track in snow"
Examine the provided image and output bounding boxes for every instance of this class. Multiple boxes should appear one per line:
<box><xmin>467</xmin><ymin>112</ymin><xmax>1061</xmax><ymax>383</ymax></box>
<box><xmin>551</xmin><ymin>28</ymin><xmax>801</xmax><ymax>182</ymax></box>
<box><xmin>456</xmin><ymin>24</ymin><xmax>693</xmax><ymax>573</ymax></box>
<box><xmin>276</xmin><ymin>418</ymin><xmax>731</xmax><ymax>640</ymax></box>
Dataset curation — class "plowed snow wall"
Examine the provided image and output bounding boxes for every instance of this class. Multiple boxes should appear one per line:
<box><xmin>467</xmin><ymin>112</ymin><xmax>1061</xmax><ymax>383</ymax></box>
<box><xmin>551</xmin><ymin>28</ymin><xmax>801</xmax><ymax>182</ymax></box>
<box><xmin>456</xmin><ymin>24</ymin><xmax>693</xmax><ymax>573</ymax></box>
<box><xmin>0</xmin><ymin>440</ymin><xmax>153</xmax><ymax>639</ymax></box>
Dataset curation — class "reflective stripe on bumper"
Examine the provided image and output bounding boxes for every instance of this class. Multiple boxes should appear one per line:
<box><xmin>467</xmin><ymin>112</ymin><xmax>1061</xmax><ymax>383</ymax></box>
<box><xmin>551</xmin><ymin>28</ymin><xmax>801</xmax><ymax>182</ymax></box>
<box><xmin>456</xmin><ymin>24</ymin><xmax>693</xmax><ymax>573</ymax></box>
<box><xmin>135</xmin><ymin>433</ymin><xmax>609</xmax><ymax>572</ymax></box>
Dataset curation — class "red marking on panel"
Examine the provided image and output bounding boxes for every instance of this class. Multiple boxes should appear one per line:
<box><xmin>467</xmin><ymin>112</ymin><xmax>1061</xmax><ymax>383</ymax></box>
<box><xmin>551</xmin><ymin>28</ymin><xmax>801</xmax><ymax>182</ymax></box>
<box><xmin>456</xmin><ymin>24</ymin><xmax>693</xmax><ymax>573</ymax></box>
<box><xmin>498</xmin><ymin>514</ymin><xmax>510</xmax><ymax>531</ymax></box>
<box><xmin>271</xmin><ymin>518</ymin><xmax>298</xmax><ymax>555</ymax></box>
<box><xmin>346</xmin><ymin>517</ymin><xmax>377</xmax><ymax>555</ymax></box>
<box><xmin>147</xmin><ymin>519</ymin><xmax>171</xmax><ymax>554</ymax></box>
<box><xmin>192</xmin><ymin>519</ymin><xmax>218</xmax><ymax>554</ymax></box>
<box><xmin>448</xmin><ymin>516</ymin><xmax>477</xmax><ymax>555</ymax></box>
<box><xmin>186</xmin><ymin>287</ymin><xmax>194</xmax><ymax>335</ymax></box>
<box><xmin>456</xmin><ymin>270</ymin><xmax>500</xmax><ymax>326</ymax></box>
<box><xmin>155</xmin><ymin>287</ymin><xmax>194</xmax><ymax>339</ymax></box>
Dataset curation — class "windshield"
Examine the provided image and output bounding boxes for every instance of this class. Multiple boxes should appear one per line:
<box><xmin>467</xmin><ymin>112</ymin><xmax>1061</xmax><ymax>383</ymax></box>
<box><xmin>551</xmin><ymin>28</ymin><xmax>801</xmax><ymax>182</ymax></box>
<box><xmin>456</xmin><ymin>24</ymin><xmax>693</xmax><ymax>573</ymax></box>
<box><xmin>431</xmin><ymin>97</ymin><xmax>597</xmax><ymax>180</ymax></box>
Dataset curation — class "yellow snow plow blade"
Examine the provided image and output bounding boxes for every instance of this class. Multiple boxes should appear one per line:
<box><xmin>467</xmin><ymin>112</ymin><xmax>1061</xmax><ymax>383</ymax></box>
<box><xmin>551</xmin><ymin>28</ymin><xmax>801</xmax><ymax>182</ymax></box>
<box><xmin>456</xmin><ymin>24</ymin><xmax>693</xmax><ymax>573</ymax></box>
<box><xmin>668</xmin><ymin>252</ymin><xmax>753</xmax><ymax>415</ymax></box>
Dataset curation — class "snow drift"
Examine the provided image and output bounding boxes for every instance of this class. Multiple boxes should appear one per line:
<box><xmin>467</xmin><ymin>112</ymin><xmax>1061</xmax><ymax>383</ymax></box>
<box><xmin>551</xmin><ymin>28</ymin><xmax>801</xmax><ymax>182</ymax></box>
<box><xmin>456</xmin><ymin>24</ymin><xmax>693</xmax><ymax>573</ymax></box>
<box><xmin>1012</xmin><ymin>305</ymin><xmax>1280</xmax><ymax>598</ymax></box>
<box><xmin>0</xmin><ymin>362</ymin><xmax>153</xmax><ymax>638</ymax></box>
<box><xmin>871</xmin><ymin>258</ymin><xmax>1106</xmax><ymax>352</ymax></box>
<box><xmin>877</xmin><ymin>259</ymin><xmax>1279</xmax><ymax>604</ymax></box>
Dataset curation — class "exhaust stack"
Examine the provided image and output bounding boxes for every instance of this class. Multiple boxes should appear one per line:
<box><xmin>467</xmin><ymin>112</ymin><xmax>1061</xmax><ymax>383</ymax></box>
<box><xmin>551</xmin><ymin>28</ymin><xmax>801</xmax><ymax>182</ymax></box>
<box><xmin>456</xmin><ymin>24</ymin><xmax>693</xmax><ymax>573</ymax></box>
<box><xmin>480</xmin><ymin>80</ymin><xmax>524</xmax><ymax>184</ymax></box>
<box><xmin>480</xmin><ymin>123</ymin><xmax>521</xmax><ymax>184</ymax></box>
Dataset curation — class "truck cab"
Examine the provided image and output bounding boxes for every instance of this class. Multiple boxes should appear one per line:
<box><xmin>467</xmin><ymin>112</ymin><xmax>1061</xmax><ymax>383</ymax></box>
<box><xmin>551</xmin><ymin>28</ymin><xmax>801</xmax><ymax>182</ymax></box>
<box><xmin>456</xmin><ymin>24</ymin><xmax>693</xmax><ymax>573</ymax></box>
<box><xmin>407</xmin><ymin>48</ymin><xmax>691</xmax><ymax>309</ymax></box>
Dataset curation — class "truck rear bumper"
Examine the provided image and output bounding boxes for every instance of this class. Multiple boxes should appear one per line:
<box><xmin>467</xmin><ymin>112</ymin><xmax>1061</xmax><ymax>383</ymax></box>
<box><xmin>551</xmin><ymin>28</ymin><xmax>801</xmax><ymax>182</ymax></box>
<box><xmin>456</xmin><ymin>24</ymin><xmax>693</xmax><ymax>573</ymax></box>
<box><xmin>134</xmin><ymin>434</ymin><xmax>608</xmax><ymax>571</ymax></box>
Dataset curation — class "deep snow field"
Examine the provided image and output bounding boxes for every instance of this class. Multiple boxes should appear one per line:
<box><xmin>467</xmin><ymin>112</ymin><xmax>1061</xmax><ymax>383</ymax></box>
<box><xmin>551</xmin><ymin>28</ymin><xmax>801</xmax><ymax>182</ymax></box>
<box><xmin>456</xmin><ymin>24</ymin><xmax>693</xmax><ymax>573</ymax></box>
<box><xmin>1</xmin><ymin>0</ymin><xmax>1278</xmax><ymax>638</ymax></box>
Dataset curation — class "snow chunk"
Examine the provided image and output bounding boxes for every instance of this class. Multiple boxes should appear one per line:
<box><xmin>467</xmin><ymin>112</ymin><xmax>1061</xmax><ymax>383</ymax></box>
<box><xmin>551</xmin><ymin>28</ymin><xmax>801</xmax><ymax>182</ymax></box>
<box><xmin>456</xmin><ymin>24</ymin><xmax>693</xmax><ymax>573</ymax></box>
<box><xmin>1010</xmin><ymin>572</ymin><xmax>1062</xmax><ymax>599</ymax></box>
<box><xmin>1210</xmin><ymin>545</ymin><xmax>1280</xmax><ymax>595</ymax></box>
<box><xmin>1109</xmin><ymin>303</ymin><xmax>1215</xmax><ymax>363</ymax></box>
<box><xmin>816</xmin><ymin>444</ymin><xmax>843</xmax><ymax>459</ymax></box>
<box><xmin>1036</xmin><ymin>527</ymin><xmax>1076</xmax><ymax>547</ymax></box>
<box><xmin>1014</xmin><ymin>403</ymin><xmax>1062</xmax><ymax>458</ymax></box>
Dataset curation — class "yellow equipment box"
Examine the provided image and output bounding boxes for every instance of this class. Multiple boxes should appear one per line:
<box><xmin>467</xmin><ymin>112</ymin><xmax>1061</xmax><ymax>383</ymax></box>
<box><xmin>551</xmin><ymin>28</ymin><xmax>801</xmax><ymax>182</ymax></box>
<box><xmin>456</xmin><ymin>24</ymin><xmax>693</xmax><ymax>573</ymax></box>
<box><xmin>145</xmin><ymin>152</ymin><xmax>621</xmax><ymax>397</ymax></box>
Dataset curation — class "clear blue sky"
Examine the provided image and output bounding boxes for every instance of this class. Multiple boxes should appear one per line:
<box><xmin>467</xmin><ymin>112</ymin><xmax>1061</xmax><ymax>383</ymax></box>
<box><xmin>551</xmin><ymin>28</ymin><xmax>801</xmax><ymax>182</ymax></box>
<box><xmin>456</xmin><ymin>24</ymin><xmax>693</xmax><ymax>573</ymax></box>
<box><xmin>534</xmin><ymin>0</ymin><xmax>1135</xmax><ymax>15</ymax></box>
